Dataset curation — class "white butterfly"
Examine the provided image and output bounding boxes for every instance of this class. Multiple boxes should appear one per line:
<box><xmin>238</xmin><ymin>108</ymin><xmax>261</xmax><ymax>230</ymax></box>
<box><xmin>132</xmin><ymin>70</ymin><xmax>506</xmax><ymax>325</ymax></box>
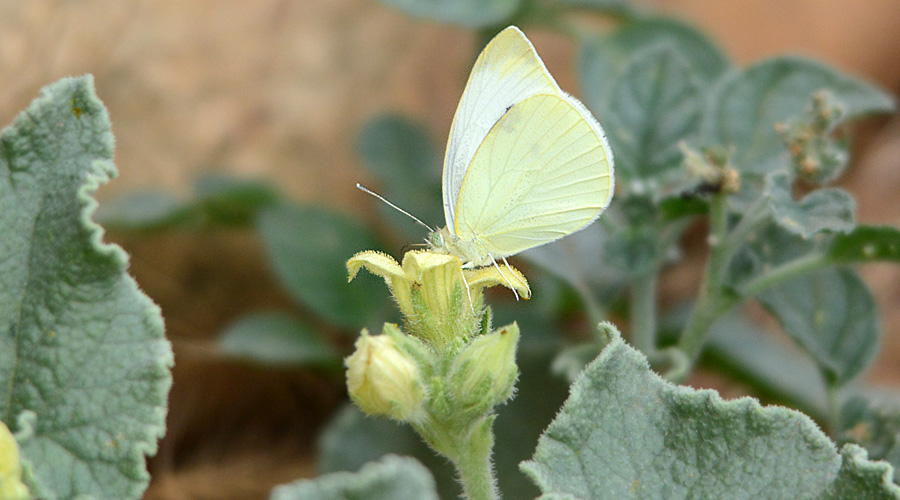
<box><xmin>360</xmin><ymin>26</ymin><xmax>614</xmax><ymax>294</ymax></box>
<box><xmin>430</xmin><ymin>26</ymin><xmax>614</xmax><ymax>272</ymax></box>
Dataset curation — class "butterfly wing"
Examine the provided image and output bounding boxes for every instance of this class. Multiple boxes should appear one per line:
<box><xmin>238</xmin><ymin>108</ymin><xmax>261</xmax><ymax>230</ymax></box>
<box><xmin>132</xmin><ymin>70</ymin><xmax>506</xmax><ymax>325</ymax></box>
<box><xmin>453</xmin><ymin>93</ymin><xmax>614</xmax><ymax>260</ymax></box>
<box><xmin>442</xmin><ymin>26</ymin><xmax>557</xmax><ymax>232</ymax></box>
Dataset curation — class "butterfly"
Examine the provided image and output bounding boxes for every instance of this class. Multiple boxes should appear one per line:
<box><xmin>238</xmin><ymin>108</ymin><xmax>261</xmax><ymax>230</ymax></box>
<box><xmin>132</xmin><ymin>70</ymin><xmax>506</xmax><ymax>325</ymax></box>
<box><xmin>360</xmin><ymin>26</ymin><xmax>614</xmax><ymax>293</ymax></box>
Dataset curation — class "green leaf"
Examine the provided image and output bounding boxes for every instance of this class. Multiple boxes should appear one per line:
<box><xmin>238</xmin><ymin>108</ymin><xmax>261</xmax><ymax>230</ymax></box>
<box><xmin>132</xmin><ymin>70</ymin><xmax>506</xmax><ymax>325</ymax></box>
<box><xmin>703</xmin><ymin>312</ymin><xmax>828</xmax><ymax>420</ymax></box>
<box><xmin>219</xmin><ymin>312</ymin><xmax>341</xmax><ymax>368</ymax></box>
<box><xmin>728</xmin><ymin>222</ymin><xmax>818</xmax><ymax>285</ymax></box>
<box><xmin>600</xmin><ymin>46</ymin><xmax>703</xmax><ymax>186</ymax></box>
<box><xmin>521</xmin><ymin>328</ymin><xmax>900</xmax><ymax>499</ymax></box>
<box><xmin>96</xmin><ymin>175</ymin><xmax>280</xmax><ymax>230</ymax></box>
<box><xmin>522</xmin><ymin>223</ymin><xmax>627</xmax><ymax>304</ymax></box>
<box><xmin>256</xmin><ymin>203</ymin><xmax>386</xmax><ymax>329</ymax></box>
<box><xmin>356</xmin><ymin>115</ymin><xmax>442</xmax><ymax>241</ymax></box>
<box><xmin>271</xmin><ymin>454</ymin><xmax>439</xmax><ymax>500</ymax></box>
<box><xmin>839</xmin><ymin>395</ymin><xmax>900</xmax><ymax>482</ymax></box>
<box><xmin>828</xmin><ymin>225</ymin><xmax>900</xmax><ymax>263</ymax></box>
<box><xmin>757</xmin><ymin>267</ymin><xmax>880</xmax><ymax>386</ymax></box>
<box><xmin>95</xmin><ymin>190</ymin><xmax>191</xmax><ymax>230</ymax></box>
<box><xmin>0</xmin><ymin>76</ymin><xmax>172</xmax><ymax>499</ymax></box>
<box><xmin>375</xmin><ymin>0</ymin><xmax>519</xmax><ymax>28</ymax></box>
<box><xmin>580</xmin><ymin>16</ymin><xmax>728</xmax><ymax>110</ymax></box>
<box><xmin>192</xmin><ymin>174</ymin><xmax>281</xmax><ymax>226</ymax></box>
<box><xmin>702</xmin><ymin>56</ymin><xmax>895</xmax><ymax>177</ymax></box>
<box><xmin>765</xmin><ymin>172</ymin><xmax>856</xmax><ymax>238</ymax></box>
<box><xmin>550</xmin><ymin>0</ymin><xmax>630</xmax><ymax>13</ymax></box>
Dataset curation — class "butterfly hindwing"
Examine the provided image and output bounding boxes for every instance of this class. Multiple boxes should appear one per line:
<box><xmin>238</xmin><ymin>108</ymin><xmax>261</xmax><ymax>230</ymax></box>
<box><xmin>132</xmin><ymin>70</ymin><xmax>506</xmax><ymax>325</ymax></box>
<box><xmin>453</xmin><ymin>93</ymin><xmax>614</xmax><ymax>259</ymax></box>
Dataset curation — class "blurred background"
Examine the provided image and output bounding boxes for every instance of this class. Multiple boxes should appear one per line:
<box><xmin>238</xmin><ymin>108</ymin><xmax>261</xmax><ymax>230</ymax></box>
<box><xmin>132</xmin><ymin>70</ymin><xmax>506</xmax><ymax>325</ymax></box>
<box><xmin>2</xmin><ymin>1</ymin><xmax>899</xmax><ymax>498</ymax></box>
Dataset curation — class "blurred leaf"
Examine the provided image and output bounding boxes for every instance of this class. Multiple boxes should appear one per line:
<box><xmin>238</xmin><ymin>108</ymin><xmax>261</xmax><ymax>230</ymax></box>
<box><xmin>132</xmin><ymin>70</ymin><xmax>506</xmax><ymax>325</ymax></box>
<box><xmin>604</xmin><ymin>224</ymin><xmax>660</xmax><ymax>276</ymax></box>
<box><xmin>840</xmin><ymin>395</ymin><xmax>900</xmax><ymax>484</ymax></box>
<box><xmin>319</xmin><ymin>345</ymin><xmax>568</xmax><ymax>500</ymax></box>
<box><xmin>701</xmin><ymin>56</ymin><xmax>895</xmax><ymax>189</ymax></box>
<box><xmin>601</xmin><ymin>46</ymin><xmax>703</xmax><ymax>186</ymax></box>
<box><xmin>318</xmin><ymin>405</ymin><xmax>459</xmax><ymax>498</ymax></box>
<box><xmin>757</xmin><ymin>267</ymin><xmax>880</xmax><ymax>386</ymax></box>
<box><xmin>375</xmin><ymin>0</ymin><xmax>519</xmax><ymax>28</ymax></box>
<box><xmin>219</xmin><ymin>312</ymin><xmax>341</xmax><ymax>368</ymax></box>
<box><xmin>97</xmin><ymin>174</ymin><xmax>281</xmax><ymax>230</ymax></box>
<box><xmin>828</xmin><ymin>225</ymin><xmax>900</xmax><ymax>264</ymax></box>
<box><xmin>728</xmin><ymin>222</ymin><xmax>818</xmax><ymax>285</ymax></box>
<box><xmin>580</xmin><ymin>16</ymin><xmax>728</xmax><ymax>111</ymax></box>
<box><xmin>356</xmin><ymin>115</ymin><xmax>442</xmax><ymax>240</ymax></box>
<box><xmin>0</xmin><ymin>76</ymin><xmax>172</xmax><ymax>500</ymax></box>
<box><xmin>703</xmin><ymin>312</ymin><xmax>828</xmax><ymax>419</ymax></box>
<box><xmin>522</xmin><ymin>223</ymin><xmax>626</xmax><ymax>303</ymax></box>
<box><xmin>521</xmin><ymin>329</ymin><xmax>900</xmax><ymax>499</ymax></box>
<box><xmin>765</xmin><ymin>172</ymin><xmax>856</xmax><ymax>238</ymax></box>
<box><xmin>271</xmin><ymin>454</ymin><xmax>438</xmax><ymax>500</ymax></box>
<box><xmin>96</xmin><ymin>190</ymin><xmax>191</xmax><ymax>230</ymax></box>
<box><xmin>257</xmin><ymin>203</ymin><xmax>387</xmax><ymax>329</ymax></box>
<box><xmin>551</xmin><ymin>0</ymin><xmax>630</xmax><ymax>12</ymax></box>
<box><xmin>193</xmin><ymin>174</ymin><xmax>281</xmax><ymax>226</ymax></box>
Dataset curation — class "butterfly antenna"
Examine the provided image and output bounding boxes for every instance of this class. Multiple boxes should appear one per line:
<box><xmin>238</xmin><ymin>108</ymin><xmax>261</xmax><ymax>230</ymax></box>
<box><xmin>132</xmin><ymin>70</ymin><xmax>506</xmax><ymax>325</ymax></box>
<box><xmin>356</xmin><ymin>183</ymin><xmax>434</xmax><ymax>232</ymax></box>
<box><xmin>490</xmin><ymin>255</ymin><xmax>520</xmax><ymax>301</ymax></box>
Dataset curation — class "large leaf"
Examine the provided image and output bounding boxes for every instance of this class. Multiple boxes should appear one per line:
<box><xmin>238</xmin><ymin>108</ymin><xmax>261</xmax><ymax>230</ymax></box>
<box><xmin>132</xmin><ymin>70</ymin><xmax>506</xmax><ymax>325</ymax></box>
<box><xmin>356</xmin><ymin>115</ymin><xmax>442</xmax><ymax>241</ymax></box>
<box><xmin>0</xmin><ymin>76</ymin><xmax>173</xmax><ymax>499</ymax></box>
<box><xmin>757</xmin><ymin>267</ymin><xmax>880</xmax><ymax>386</ymax></box>
<box><xmin>271</xmin><ymin>454</ymin><xmax>439</xmax><ymax>500</ymax></box>
<box><xmin>521</xmin><ymin>328</ymin><xmax>899</xmax><ymax>499</ymax></box>
<box><xmin>701</xmin><ymin>56</ymin><xmax>895</xmax><ymax>178</ymax></box>
<box><xmin>256</xmin><ymin>203</ymin><xmax>386</xmax><ymax>329</ymax></box>
<box><xmin>375</xmin><ymin>0</ymin><xmax>519</xmax><ymax>28</ymax></box>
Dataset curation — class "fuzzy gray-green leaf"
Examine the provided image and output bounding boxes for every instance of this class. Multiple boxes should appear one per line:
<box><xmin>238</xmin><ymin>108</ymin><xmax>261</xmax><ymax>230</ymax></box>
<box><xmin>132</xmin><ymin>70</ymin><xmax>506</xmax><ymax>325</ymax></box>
<box><xmin>0</xmin><ymin>76</ymin><xmax>172</xmax><ymax>499</ymax></box>
<box><xmin>521</xmin><ymin>330</ymin><xmax>899</xmax><ymax>499</ymax></box>
<box><xmin>702</xmin><ymin>56</ymin><xmax>895</xmax><ymax>177</ymax></box>
<box><xmin>270</xmin><ymin>454</ymin><xmax>439</xmax><ymax>500</ymax></box>
<box><xmin>757</xmin><ymin>267</ymin><xmax>879</xmax><ymax>386</ymax></box>
<box><xmin>764</xmin><ymin>172</ymin><xmax>856</xmax><ymax>238</ymax></box>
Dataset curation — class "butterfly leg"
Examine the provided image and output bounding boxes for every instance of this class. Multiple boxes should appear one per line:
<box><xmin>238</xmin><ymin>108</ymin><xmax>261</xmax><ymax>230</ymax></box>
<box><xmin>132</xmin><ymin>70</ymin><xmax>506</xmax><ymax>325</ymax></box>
<box><xmin>490</xmin><ymin>255</ymin><xmax>520</xmax><ymax>301</ymax></box>
<box><xmin>459</xmin><ymin>267</ymin><xmax>476</xmax><ymax>314</ymax></box>
<box><xmin>502</xmin><ymin>256</ymin><xmax>531</xmax><ymax>296</ymax></box>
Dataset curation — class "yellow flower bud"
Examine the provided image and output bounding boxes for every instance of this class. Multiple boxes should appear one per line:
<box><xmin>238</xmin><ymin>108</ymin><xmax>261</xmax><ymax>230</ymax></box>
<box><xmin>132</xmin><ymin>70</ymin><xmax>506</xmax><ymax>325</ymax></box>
<box><xmin>346</xmin><ymin>330</ymin><xmax>426</xmax><ymax>422</ymax></box>
<box><xmin>449</xmin><ymin>323</ymin><xmax>520</xmax><ymax>414</ymax></box>
<box><xmin>0</xmin><ymin>421</ymin><xmax>29</xmax><ymax>500</ymax></box>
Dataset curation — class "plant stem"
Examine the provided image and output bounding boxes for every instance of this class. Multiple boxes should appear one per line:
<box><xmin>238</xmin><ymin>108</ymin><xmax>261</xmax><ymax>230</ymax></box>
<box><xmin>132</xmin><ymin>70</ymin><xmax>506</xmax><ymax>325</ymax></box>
<box><xmin>630</xmin><ymin>271</ymin><xmax>658</xmax><ymax>355</ymax></box>
<box><xmin>672</xmin><ymin>194</ymin><xmax>732</xmax><ymax>381</ymax></box>
<box><xmin>451</xmin><ymin>417</ymin><xmax>499</xmax><ymax>500</ymax></box>
<box><xmin>739</xmin><ymin>253</ymin><xmax>828</xmax><ymax>299</ymax></box>
<box><xmin>415</xmin><ymin>416</ymin><xmax>499</xmax><ymax>500</ymax></box>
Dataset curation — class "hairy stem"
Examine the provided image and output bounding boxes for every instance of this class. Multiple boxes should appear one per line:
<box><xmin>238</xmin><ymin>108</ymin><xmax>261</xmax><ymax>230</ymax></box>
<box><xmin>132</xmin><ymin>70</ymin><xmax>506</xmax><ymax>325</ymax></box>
<box><xmin>630</xmin><ymin>271</ymin><xmax>658</xmax><ymax>355</ymax></box>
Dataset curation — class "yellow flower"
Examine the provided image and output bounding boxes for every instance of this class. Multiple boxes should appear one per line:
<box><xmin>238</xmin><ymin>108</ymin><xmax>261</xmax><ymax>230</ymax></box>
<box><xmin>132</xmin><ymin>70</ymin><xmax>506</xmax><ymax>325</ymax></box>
<box><xmin>347</xmin><ymin>250</ymin><xmax>529</xmax><ymax>348</ymax></box>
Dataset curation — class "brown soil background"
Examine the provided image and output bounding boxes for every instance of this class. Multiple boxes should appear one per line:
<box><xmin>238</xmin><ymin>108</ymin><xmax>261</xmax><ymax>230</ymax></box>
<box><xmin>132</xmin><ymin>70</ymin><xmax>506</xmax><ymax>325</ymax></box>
<box><xmin>2</xmin><ymin>1</ymin><xmax>899</xmax><ymax>498</ymax></box>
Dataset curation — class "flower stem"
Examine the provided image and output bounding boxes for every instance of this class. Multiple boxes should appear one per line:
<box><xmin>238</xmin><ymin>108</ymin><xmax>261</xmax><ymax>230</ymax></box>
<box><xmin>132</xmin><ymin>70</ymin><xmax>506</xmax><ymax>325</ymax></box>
<box><xmin>630</xmin><ymin>271</ymin><xmax>658</xmax><ymax>355</ymax></box>
<box><xmin>416</xmin><ymin>416</ymin><xmax>499</xmax><ymax>500</ymax></box>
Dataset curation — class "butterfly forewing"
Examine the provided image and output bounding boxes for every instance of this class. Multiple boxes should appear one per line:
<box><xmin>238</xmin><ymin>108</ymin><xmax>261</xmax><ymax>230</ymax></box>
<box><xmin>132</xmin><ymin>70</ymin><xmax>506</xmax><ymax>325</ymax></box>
<box><xmin>453</xmin><ymin>93</ymin><xmax>613</xmax><ymax>259</ymax></box>
<box><xmin>442</xmin><ymin>27</ymin><xmax>557</xmax><ymax>231</ymax></box>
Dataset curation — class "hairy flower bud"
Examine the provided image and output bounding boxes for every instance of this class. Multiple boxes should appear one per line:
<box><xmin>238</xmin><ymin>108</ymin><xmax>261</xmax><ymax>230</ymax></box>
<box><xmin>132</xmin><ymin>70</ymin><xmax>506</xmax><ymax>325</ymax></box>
<box><xmin>346</xmin><ymin>330</ymin><xmax>426</xmax><ymax>422</ymax></box>
<box><xmin>449</xmin><ymin>323</ymin><xmax>520</xmax><ymax>415</ymax></box>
